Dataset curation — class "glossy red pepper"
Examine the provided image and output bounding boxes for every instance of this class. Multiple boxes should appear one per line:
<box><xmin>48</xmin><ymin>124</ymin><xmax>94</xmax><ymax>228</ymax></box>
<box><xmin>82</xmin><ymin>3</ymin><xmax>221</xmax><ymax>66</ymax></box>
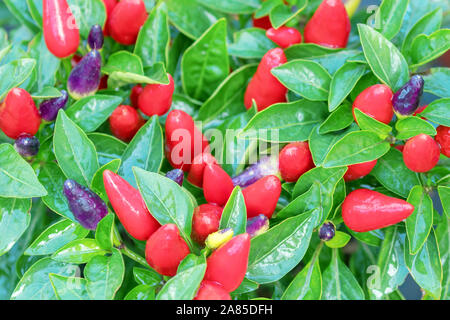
<box><xmin>98</xmin><ymin>75</ymin><xmax>109</xmax><ymax>90</ymax></box>
<box><xmin>165</xmin><ymin>110</ymin><xmax>210</xmax><ymax>172</ymax></box>
<box><xmin>194</xmin><ymin>281</ymin><xmax>231</xmax><ymax>300</ymax></box>
<box><xmin>352</xmin><ymin>84</ymin><xmax>394</xmax><ymax>125</ymax></box>
<box><xmin>304</xmin><ymin>0</ymin><xmax>351</xmax><ymax>48</ymax></box>
<box><xmin>0</xmin><ymin>88</ymin><xmax>41</xmax><ymax>139</ymax></box>
<box><xmin>101</xmin><ymin>0</ymin><xmax>118</xmax><ymax>36</ymax></box>
<box><xmin>109</xmin><ymin>0</ymin><xmax>148</xmax><ymax>45</ymax></box>
<box><xmin>145</xmin><ymin>224</ymin><xmax>190</xmax><ymax>276</ymax></box>
<box><xmin>394</xmin><ymin>145</ymin><xmax>404</xmax><ymax>152</ymax></box>
<box><xmin>266</xmin><ymin>27</ymin><xmax>302</xmax><ymax>48</ymax></box>
<box><xmin>204</xmin><ymin>233</ymin><xmax>251</xmax><ymax>292</ymax></box>
<box><xmin>244</xmin><ymin>48</ymin><xmax>287</xmax><ymax>111</ymax></box>
<box><xmin>252</xmin><ymin>15</ymin><xmax>272</xmax><ymax>30</ymax></box>
<box><xmin>192</xmin><ymin>203</ymin><xmax>223</xmax><ymax>244</ymax></box>
<box><xmin>103</xmin><ymin>170</ymin><xmax>160</xmax><ymax>240</ymax></box>
<box><xmin>343</xmin><ymin>159</ymin><xmax>378</xmax><ymax>182</ymax></box>
<box><xmin>403</xmin><ymin>134</ymin><xmax>440</xmax><ymax>172</ymax></box>
<box><xmin>130</xmin><ymin>84</ymin><xmax>143</xmax><ymax>108</ymax></box>
<box><xmin>109</xmin><ymin>105</ymin><xmax>145</xmax><ymax>142</ymax></box>
<box><xmin>242</xmin><ymin>175</ymin><xmax>281</xmax><ymax>219</ymax></box>
<box><xmin>43</xmin><ymin>0</ymin><xmax>80</xmax><ymax>58</ymax></box>
<box><xmin>203</xmin><ymin>164</ymin><xmax>234</xmax><ymax>207</ymax></box>
<box><xmin>279</xmin><ymin>142</ymin><xmax>314</xmax><ymax>182</ymax></box>
<box><xmin>187</xmin><ymin>152</ymin><xmax>218</xmax><ymax>188</ymax></box>
<box><xmin>413</xmin><ymin>104</ymin><xmax>428</xmax><ymax>120</ymax></box>
<box><xmin>342</xmin><ymin>189</ymin><xmax>415</xmax><ymax>232</ymax></box>
<box><xmin>137</xmin><ymin>74</ymin><xmax>175</xmax><ymax>116</ymax></box>
<box><xmin>435</xmin><ymin>125</ymin><xmax>450</xmax><ymax>157</ymax></box>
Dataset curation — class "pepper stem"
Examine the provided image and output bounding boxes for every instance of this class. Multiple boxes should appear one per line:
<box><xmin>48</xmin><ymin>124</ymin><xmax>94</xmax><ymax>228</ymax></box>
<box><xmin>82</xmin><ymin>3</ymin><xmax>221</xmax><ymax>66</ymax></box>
<box><xmin>112</xmin><ymin>225</ymin><xmax>149</xmax><ymax>268</ymax></box>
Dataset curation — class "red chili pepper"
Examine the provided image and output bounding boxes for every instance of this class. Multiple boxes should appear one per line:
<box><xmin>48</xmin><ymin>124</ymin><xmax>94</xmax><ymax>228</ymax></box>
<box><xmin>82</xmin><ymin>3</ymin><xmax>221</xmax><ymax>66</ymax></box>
<box><xmin>0</xmin><ymin>88</ymin><xmax>41</xmax><ymax>140</ymax></box>
<box><xmin>343</xmin><ymin>159</ymin><xmax>378</xmax><ymax>182</ymax></box>
<box><xmin>194</xmin><ymin>281</ymin><xmax>231</xmax><ymax>300</ymax></box>
<box><xmin>103</xmin><ymin>170</ymin><xmax>160</xmax><ymax>240</ymax></box>
<box><xmin>352</xmin><ymin>84</ymin><xmax>394</xmax><ymax>125</ymax></box>
<box><xmin>244</xmin><ymin>48</ymin><xmax>287</xmax><ymax>111</ymax></box>
<box><xmin>145</xmin><ymin>224</ymin><xmax>190</xmax><ymax>276</ymax></box>
<box><xmin>101</xmin><ymin>0</ymin><xmax>118</xmax><ymax>36</ymax></box>
<box><xmin>71</xmin><ymin>54</ymin><xmax>82</xmax><ymax>68</ymax></box>
<box><xmin>137</xmin><ymin>74</ymin><xmax>175</xmax><ymax>116</ymax></box>
<box><xmin>403</xmin><ymin>134</ymin><xmax>441</xmax><ymax>172</ymax></box>
<box><xmin>394</xmin><ymin>145</ymin><xmax>404</xmax><ymax>152</ymax></box>
<box><xmin>98</xmin><ymin>75</ymin><xmax>109</xmax><ymax>90</ymax></box>
<box><xmin>109</xmin><ymin>105</ymin><xmax>145</xmax><ymax>142</ymax></box>
<box><xmin>252</xmin><ymin>15</ymin><xmax>272</xmax><ymax>30</ymax></box>
<box><xmin>43</xmin><ymin>0</ymin><xmax>80</xmax><ymax>58</ymax></box>
<box><xmin>279</xmin><ymin>142</ymin><xmax>314</xmax><ymax>182</ymax></box>
<box><xmin>413</xmin><ymin>104</ymin><xmax>428</xmax><ymax>120</ymax></box>
<box><xmin>266</xmin><ymin>27</ymin><xmax>302</xmax><ymax>48</ymax></box>
<box><xmin>435</xmin><ymin>125</ymin><xmax>450</xmax><ymax>158</ymax></box>
<box><xmin>165</xmin><ymin>110</ymin><xmax>210</xmax><ymax>172</ymax></box>
<box><xmin>192</xmin><ymin>203</ymin><xmax>223</xmax><ymax>244</ymax></box>
<box><xmin>130</xmin><ymin>84</ymin><xmax>143</xmax><ymax>108</ymax></box>
<box><xmin>203</xmin><ymin>164</ymin><xmax>234</xmax><ymax>207</ymax></box>
<box><xmin>304</xmin><ymin>0</ymin><xmax>350</xmax><ymax>48</ymax></box>
<box><xmin>187</xmin><ymin>152</ymin><xmax>218</xmax><ymax>188</ymax></box>
<box><xmin>109</xmin><ymin>0</ymin><xmax>148</xmax><ymax>45</ymax></box>
<box><xmin>204</xmin><ymin>233</ymin><xmax>251</xmax><ymax>292</ymax></box>
<box><xmin>342</xmin><ymin>189</ymin><xmax>415</xmax><ymax>232</ymax></box>
<box><xmin>242</xmin><ymin>175</ymin><xmax>281</xmax><ymax>219</ymax></box>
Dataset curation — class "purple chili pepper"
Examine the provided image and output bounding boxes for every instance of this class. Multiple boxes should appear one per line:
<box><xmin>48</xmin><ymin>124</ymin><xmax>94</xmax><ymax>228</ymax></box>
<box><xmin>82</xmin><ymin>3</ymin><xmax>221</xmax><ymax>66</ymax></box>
<box><xmin>392</xmin><ymin>75</ymin><xmax>424</xmax><ymax>117</ymax></box>
<box><xmin>246</xmin><ymin>214</ymin><xmax>269</xmax><ymax>238</ymax></box>
<box><xmin>231</xmin><ymin>156</ymin><xmax>279</xmax><ymax>188</ymax></box>
<box><xmin>63</xmin><ymin>179</ymin><xmax>108</xmax><ymax>230</ymax></box>
<box><xmin>165</xmin><ymin>169</ymin><xmax>184</xmax><ymax>186</ymax></box>
<box><xmin>319</xmin><ymin>222</ymin><xmax>335</xmax><ymax>241</ymax></box>
<box><xmin>39</xmin><ymin>90</ymin><xmax>69</xmax><ymax>121</ymax></box>
<box><xmin>87</xmin><ymin>24</ymin><xmax>104</xmax><ymax>50</ymax></box>
<box><xmin>14</xmin><ymin>134</ymin><xmax>40</xmax><ymax>158</ymax></box>
<box><xmin>67</xmin><ymin>49</ymin><xmax>102</xmax><ymax>100</ymax></box>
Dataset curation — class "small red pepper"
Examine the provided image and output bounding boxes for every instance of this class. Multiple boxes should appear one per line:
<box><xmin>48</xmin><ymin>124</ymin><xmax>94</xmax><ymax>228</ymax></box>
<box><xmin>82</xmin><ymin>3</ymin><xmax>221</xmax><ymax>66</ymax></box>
<box><xmin>304</xmin><ymin>0</ymin><xmax>351</xmax><ymax>49</ymax></box>
<box><xmin>192</xmin><ymin>203</ymin><xmax>224</xmax><ymax>244</ymax></box>
<box><xmin>204</xmin><ymin>233</ymin><xmax>251</xmax><ymax>292</ymax></box>
<box><xmin>252</xmin><ymin>15</ymin><xmax>273</xmax><ymax>30</ymax></box>
<box><xmin>244</xmin><ymin>48</ymin><xmax>287</xmax><ymax>111</ymax></box>
<box><xmin>194</xmin><ymin>281</ymin><xmax>231</xmax><ymax>300</ymax></box>
<box><xmin>413</xmin><ymin>105</ymin><xmax>428</xmax><ymax>119</ymax></box>
<box><xmin>435</xmin><ymin>125</ymin><xmax>450</xmax><ymax>158</ymax></box>
<box><xmin>342</xmin><ymin>189</ymin><xmax>415</xmax><ymax>232</ymax></box>
<box><xmin>187</xmin><ymin>152</ymin><xmax>218</xmax><ymax>188</ymax></box>
<box><xmin>43</xmin><ymin>0</ymin><xmax>80</xmax><ymax>58</ymax></box>
<box><xmin>266</xmin><ymin>27</ymin><xmax>302</xmax><ymax>48</ymax></box>
<box><xmin>343</xmin><ymin>160</ymin><xmax>378</xmax><ymax>182</ymax></box>
<box><xmin>0</xmin><ymin>88</ymin><xmax>41</xmax><ymax>140</ymax></box>
<box><xmin>279</xmin><ymin>142</ymin><xmax>314</xmax><ymax>182</ymax></box>
<box><xmin>109</xmin><ymin>0</ymin><xmax>148</xmax><ymax>45</ymax></box>
<box><xmin>101</xmin><ymin>0</ymin><xmax>118</xmax><ymax>36</ymax></box>
<box><xmin>403</xmin><ymin>134</ymin><xmax>441</xmax><ymax>172</ymax></box>
<box><xmin>352</xmin><ymin>84</ymin><xmax>394</xmax><ymax>125</ymax></box>
<box><xmin>145</xmin><ymin>224</ymin><xmax>190</xmax><ymax>276</ymax></box>
<box><xmin>203</xmin><ymin>164</ymin><xmax>234</xmax><ymax>207</ymax></box>
<box><xmin>130</xmin><ymin>84</ymin><xmax>144</xmax><ymax>108</ymax></box>
<box><xmin>242</xmin><ymin>175</ymin><xmax>281</xmax><ymax>219</ymax></box>
<box><xmin>137</xmin><ymin>74</ymin><xmax>175</xmax><ymax>116</ymax></box>
<box><xmin>109</xmin><ymin>105</ymin><xmax>145</xmax><ymax>142</ymax></box>
<box><xmin>103</xmin><ymin>170</ymin><xmax>160</xmax><ymax>240</ymax></box>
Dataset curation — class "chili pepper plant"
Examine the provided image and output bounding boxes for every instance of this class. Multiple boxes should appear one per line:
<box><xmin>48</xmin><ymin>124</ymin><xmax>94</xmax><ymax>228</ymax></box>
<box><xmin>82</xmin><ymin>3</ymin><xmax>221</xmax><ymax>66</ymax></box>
<box><xmin>0</xmin><ymin>0</ymin><xmax>449</xmax><ymax>301</ymax></box>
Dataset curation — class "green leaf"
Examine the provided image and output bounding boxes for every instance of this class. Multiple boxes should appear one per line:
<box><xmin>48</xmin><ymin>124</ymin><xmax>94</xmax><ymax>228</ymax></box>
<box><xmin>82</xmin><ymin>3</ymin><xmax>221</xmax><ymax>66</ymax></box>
<box><xmin>293</xmin><ymin>166</ymin><xmax>347</xmax><ymax>199</ymax></box>
<box><xmin>232</xmin><ymin>278</ymin><xmax>259</xmax><ymax>295</ymax></box>
<box><xmin>90</xmin><ymin>159</ymin><xmax>121</xmax><ymax>202</ymax></box>
<box><xmin>54</xmin><ymin>110</ymin><xmax>99</xmax><ymax>187</ymax></box>
<box><xmin>134</xmin><ymin>168</ymin><xmax>195</xmax><ymax>249</ymax></box>
<box><xmin>49</xmin><ymin>274</ymin><xmax>90</xmax><ymax>300</ymax></box>
<box><xmin>31</xmin><ymin>86</ymin><xmax>61</xmax><ymax>99</ymax></box>
<box><xmin>228</xmin><ymin>28</ymin><xmax>276</xmax><ymax>59</ymax></box>
<box><xmin>0</xmin><ymin>58</ymin><xmax>36</xmax><ymax>102</ymax></box>
<box><xmin>239</xmin><ymin>100</ymin><xmax>328</xmax><ymax>143</ymax></box>
<box><xmin>85</xmin><ymin>248</ymin><xmax>125</xmax><ymax>300</ymax></box>
<box><xmin>52</xmin><ymin>239</ymin><xmax>107</xmax><ymax>264</ymax></box>
<box><xmin>370</xmin><ymin>149</ymin><xmax>421</xmax><ymax>198</ymax></box>
<box><xmin>354</xmin><ymin>108</ymin><xmax>392</xmax><ymax>139</ymax></box>
<box><xmin>374</xmin><ymin>0</ymin><xmax>409</xmax><ymax>40</ymax></box>
<box><xmin>134</xmin><ymin>4</ymin><xmax>170</xmax><ymax>67</ymax></box>
<box><xmin>156</xmin><ymin>264</ymin><xmax>206</xmax><ymax>300</ymax></box>
<box><xmin>419</xmin><ymin>98</ymin><xmax>450</xmax><ymax>126</ymax></box>
<box><xmin>95</xmin><ymin>214</ymin><xmax>115</xmax><ymax>251</ymax></box>
<box><xmin>322</xmin><ymin>130</ymin><xmax>390</xmax><ymax>168</ymax></box>
<box><xmin>25</xmin><ymin>219</ymin><xmax>89</xmax><ymax>256</ymax></box>
<box><xmin>133</xmin><ymin>267</ymin><xmax>162</xmax><ymax>287</ymax></box>
<box><xmin>26</xmin><ymin>0</ymin><xmax>43</xmax><ymax>27</ymax></box>
<box><xmin>201</xmin><ymin>0</ymin><xmax>260</xmax><ymax>14</ymax></box>
<box><xmin>435</xmin><ymin>218</ymin><xmax>449</xmax><ymax>299</ymax></box>
<box><xmin>0</xmin><ymin>198</ymin><xmax>31</xmax><ymax>256</ymax></box>
<box><xmin>358</xmin><ymin>24</ymin><xmax>409</xmax><ymax>91</ymax></box>
<box><xmin>410</xmin><ymin>29</ymin><xmax>450</xmax><ymax>68</ymax></box>
<box><xmin>347</xmin><ymin>227</ymin><xmax>384</xmax><ymax>247</ymax></box>
<box><xmin>269</xmin><ymin>0</ymin><xmax>307</xmax><ymax>29</ymax></box>
<box><xmin>319</xmin><ymin>102</ymin><xmax>354</xmax><ymax>134</ymax></box>
<box><xmin>181</xmin><ymin>18</ymin><xmax>229</xmax><ymax>101</ymax></box>
<box><xmin>272</xmin><ymin>59</ymin><xmax>331</xmax><ymax>101</ymax></box>
<box><xmin>11</xmin><ymin>258</ymin><xmax>78</xmax><ymax>300</ymax></box>
<box><xmin>67</xmin><ymin>0</ymin><xmax>106</xmax><ymax>38</ymax></box>
<box><xmin>438</xmin><ymin>186</ymin><xmax>449</xmax><ymax>218</ymax></box>
<box><xmin>281</xmin><ymin>259</ymin><xmax>322</xmax><ymax>300</ymax></box>
<box><xmin>124</xmin><ymin>284</ymin><xmax>156</xmax><ymax>300</ymax></box>
<box><xmin>87</xmin><ymin>133</ymin><xmax>127</xmax><ymax>167</ymax></box>
<box><xmin>65</xmin><ymin>95</ymin><xmax>122</xmax><ymax>133</ymax></box>
<box><xmin>396</xmin><ymin>116</ymin><xmax>437</xmax><ymax>140</ymax></box>
<box><xmin>325</xmin><ymin>231</ymin><xmax>351</xmax><ymax>249</ymax></box>
<box><xmin>219</xmin><ymin>186</ymin><xmax>247</xmax><ymax>235</ymax></box>
<box><xmin>0</xmin><ymin>144</ymin><xmax>47</xmax><ymax>198</ymax></box>
<box><xmin>423</xmin><ymin>67</ymin><xmax>450</xmax><ymax>98</ymax></box>
<box><xmin>246</xmin><ymin>211</ymin><xmax>317</xmax><ymax>284</ymax></box>
<box><xmin>328</xmin><ymin>62</ymin><xmax>366</xmax><ymax>112</ymax></box>
<box><xmin>3</xmin><ymin>0</ymin><xmax>39</xmax><ymax>33</ymax></box>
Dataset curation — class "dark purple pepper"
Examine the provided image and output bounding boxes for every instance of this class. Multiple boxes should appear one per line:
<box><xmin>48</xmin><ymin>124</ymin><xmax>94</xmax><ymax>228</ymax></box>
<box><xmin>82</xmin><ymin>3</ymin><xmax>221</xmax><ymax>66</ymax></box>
<box><xmin>87</xmin><ymin>24</ymin><xmax>104</xmax><ymax>50</ymax></box>
<box><xmin>67</xmin><ymin>50</ymin><xmax>102</xmax><ymax>100</ymax></box>
<box><xmin>14</xmin><ymin>134</ymin><xmax>40</xmax><ymax>158</ymax></box>
<box><xmin>39</xmin><ymin>90</ymin><xmax>69</xmax><ymax>121</ymax></box>
<box><xmin>165</xmin><ymin>169</ymin><xmax>184</xmax><ymax>186</ymax></box>
<box><xmin>319</xmin><ymin>222</ymin><xmax>335</xmax><ymax>241</ymax></box>
<box><xmin>246</xmin><ymin>214</ymin><xmax>269</xmax><ymax>238</ymax></box>
<box><xmin>63</xmin><ymin>179</ymin><xmax>108</xmax><ymax>230</ymax></box>
<box><xmin>232</xmin><ymin>156</ymin><xmax>279</xmax><ymax>188</ymax></box>
<box><xmin>392</xmin><ymin>75</ymin><xmax>424</xmax><ymax>117</ymax></box>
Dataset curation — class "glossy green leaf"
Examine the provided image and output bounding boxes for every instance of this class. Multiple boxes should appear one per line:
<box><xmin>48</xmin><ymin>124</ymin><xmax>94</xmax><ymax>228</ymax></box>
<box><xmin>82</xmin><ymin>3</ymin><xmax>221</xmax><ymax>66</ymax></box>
<box><xmin>319</xmin><ymin>102</ymin><xmax>354</xmax><ymax>134</ymax></box>
<box><xmin>90</xmin><ymin>159</ymin><xmax>121</xmax><ymax>202</ymax></box>
<box><xmin>418</xmin><ymin>98</ymin><xmax>450</xmax><ymax>126</ymax></box>
<box><xmin>133</xmin><ymin>267</ymin><xmax>162</xmax><ymax>287</ymax></box>
<box><xmin>201</xmin><ymin>0</ymin><xmax>260</xmax><ymax>14</ymax></box>
<box><xmin>0</xmin><ymin>197</ymin><xmax>31</xmax><ymax>256</ymax></box>
<box><xmin>438</xmin><ymin>186</ymin><xmax>450</xmax><ymax>218</ymax></box>
<box><xmin>423</xmin><ymin>67</ymin><xmax>450</xmax><ymax>98</ymax></box>
<box><xmin>52</xmin><ymin>239</ymin><xmax>107</xmax><ymax>264</ymax></box>
<box><xmin>347</xmin><ymin>227</ymin><xmax>384</xmax><ymax>247</ymax></box>
<box><xmin>220</xmin><ymin>186</ymin><xmax>247</xmax><ymax>235</ymax></box>
<box><xmin>67</xmin><ymin>0</ymin><xmax>106</xmax><ymax>38</ymax></box>
<box><xmin>156</xmin><ymin>263</ymin><xmax>206</xmax><ymax>300</ymax></box>
<box><xmin>26</xmin><ymin>0</ymin><xmax>42</xmax><ymax>26</ymax></box>
<box><xmin>3</xmin><ymin>0</ymin><xmax>39</xmax><ymax>33</ymax></box>
<box><xmin>124</xmin><ymin>284</ymin><xmax>156</xmax><ymax>300</ymax></box>
<box><xmin>228</xmin><ymin>28</ymin><xmax>276</xmax><ymax>59</ymax></box>
<box><xmin>31</xmin><ymin>86</ymin><xmax>61</xmax><ymax>99</ymax></box>
<box><xmin>269</xmin><ymin>0</ymin><xmax>307</xmax><ymax>29</ymax></box>
<box><xmin>396</xmin><ymin>116</ymin><xmax>437</xmax><ymax>140</ymax></box>
<box><xmin>281</xmin><ymin>258</ymin><xmax>322</xmax><ymax>300</ymax></box>
<box><xmin>87</xmin><ymin>133</ymin><xmax>127</xmax><ymax>167</ymax></box>
<box><xmin>232</xmin><ymin>278</ymin><xmax>259</xmax><ymax>295</ymax></box>
<box><xmin>324</xmin><ymin>231</ymin><xmax>351</xmax><ymax>249</ymax></box>
<box><xmin>284</xmin><ymin>43</ymin><xmax>342</xmax><ymax>60</ymax></box>
<box><xmin>435</xmin><ymin>218</ymin><xmax>449</xmax><ymax>299</ymax></box>
<box><xmin>374</xmin><ymin>0</ymin><xmax>409</xmax><ymax>40</ymax></box>
<box><xmin>95</xmin><ymin>214</ymin><xmax>115</xmax><ymax>251</ymax></box>
<box><xmin>307</xmin><ymin>50</ymin><xmax>362</xmax><ymax>76</ymax></box>
<box><xmin>49</xmin><ymin>274</ymin><xmax>90</xmax><ymax>300</ymax></box>
<box><xmin>410</xmin><ymin>29</ymin><xmax>450</xmax><ymax>68</ymax></box>
<box><xmin>292</xmin><ymin>166</ymin><xmax>347</xmax><ymax>199</ymax></box>
<box><xmin>354</xmin><ymin>108</ymin><xmax>392</xmax><ymax>139</ymax></box>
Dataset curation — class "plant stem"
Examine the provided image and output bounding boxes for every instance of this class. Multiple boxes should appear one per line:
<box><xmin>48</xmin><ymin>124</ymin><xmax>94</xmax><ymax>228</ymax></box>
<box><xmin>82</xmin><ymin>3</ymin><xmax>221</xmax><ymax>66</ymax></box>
<box><xmin>121</xmin><ymin>246</ymin><xmax>149</xmax><ymax>268</ymax></box>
